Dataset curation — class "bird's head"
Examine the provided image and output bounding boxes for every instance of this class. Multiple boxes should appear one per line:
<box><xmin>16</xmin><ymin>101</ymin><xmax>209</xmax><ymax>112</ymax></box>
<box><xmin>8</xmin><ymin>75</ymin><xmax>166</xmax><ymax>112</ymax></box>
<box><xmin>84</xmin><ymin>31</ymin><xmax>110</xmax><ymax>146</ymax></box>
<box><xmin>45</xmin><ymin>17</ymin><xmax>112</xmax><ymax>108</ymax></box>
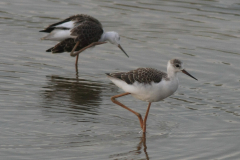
<box><xmin>168</xmin><ymin>59</ymin><xmax>198</xmax><ymax>80</ymax></box>
<box><xmin>107</xmin><ymin>31</ymin><xmax>129</xmax><ymax>57</ymax></box>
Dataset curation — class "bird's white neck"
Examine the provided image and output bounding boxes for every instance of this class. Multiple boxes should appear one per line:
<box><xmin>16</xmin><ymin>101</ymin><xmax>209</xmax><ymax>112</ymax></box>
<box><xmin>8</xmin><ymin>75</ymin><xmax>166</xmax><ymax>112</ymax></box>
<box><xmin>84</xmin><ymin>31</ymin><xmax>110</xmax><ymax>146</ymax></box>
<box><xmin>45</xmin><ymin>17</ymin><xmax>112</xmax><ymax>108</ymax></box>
<box><xmin>99</xmin><ymin>31</ymin><xmax>115</xmax><ymax>42</ymax></box>
<box><xmin>167</xmin><ymin>62</ymin><xmax>178</xmax><ymax>80</ymax></box>
<box><xmin>167</xmin><ymin>71</ymin><xmax>178</xmax><ymax>81</ymax></box>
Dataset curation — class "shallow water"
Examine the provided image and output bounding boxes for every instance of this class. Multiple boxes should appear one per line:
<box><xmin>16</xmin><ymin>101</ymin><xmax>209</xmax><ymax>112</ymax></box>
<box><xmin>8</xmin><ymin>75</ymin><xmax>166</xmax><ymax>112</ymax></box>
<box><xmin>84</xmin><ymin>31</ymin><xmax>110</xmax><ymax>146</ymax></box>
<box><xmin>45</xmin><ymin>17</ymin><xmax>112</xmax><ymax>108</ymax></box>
<box><xmin>1</xmin><ymin>0</ymin><xmax>240</xmax><ymax>159</ymax></box>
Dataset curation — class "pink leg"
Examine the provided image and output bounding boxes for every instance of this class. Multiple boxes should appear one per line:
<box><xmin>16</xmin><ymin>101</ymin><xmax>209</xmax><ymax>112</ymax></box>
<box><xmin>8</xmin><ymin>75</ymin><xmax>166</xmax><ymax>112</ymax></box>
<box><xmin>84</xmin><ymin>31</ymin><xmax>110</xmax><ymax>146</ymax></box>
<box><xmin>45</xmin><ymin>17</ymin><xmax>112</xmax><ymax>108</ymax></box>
<box><xmin>111</xmin><ymin>92</ymin><xmax>144</xmax><ymax>129</ymax></box>
<box><xmin>75</xmin><ymin>54</ymin><xmax>79</xmax><ymax>66</ymax></box>
<box><xmin>70</xmin><ymin>41</ymin><xmax>80</xmax><ymax>66</ymax></box>
<box><xmin>143</xmin><ymin>103</ymin><xmax>151</xmax><ymax>133</ymax></box>
<box><xmin>70</xmin><ymin>41</ymin><xmax>107</xmax><ymax>57</ymax></box>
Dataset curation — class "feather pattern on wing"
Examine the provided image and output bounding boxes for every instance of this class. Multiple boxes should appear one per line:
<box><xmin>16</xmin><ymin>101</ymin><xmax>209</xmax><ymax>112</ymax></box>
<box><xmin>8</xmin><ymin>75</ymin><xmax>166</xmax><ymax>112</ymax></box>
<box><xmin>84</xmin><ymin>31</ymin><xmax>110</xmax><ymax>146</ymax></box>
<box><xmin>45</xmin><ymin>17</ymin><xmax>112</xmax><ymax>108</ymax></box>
<box><xmin>41</xmin><ymin>14</ymin><xmax>104</xmax><ymax>53</ymax></box>
<box><xmin>106</xmin><ymin>68</ymin><xmax>169</xmax><ymax>84</ymax></box>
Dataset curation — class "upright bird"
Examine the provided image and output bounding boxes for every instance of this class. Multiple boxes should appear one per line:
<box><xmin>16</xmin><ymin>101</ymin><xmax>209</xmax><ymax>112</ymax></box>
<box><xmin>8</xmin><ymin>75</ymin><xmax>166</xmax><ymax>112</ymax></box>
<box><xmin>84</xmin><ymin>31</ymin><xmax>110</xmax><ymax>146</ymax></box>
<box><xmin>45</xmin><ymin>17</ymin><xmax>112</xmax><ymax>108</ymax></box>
<box><xmin>106</xmin><ymin>59</ymin><xmax>197</xmax><ymax>133</ymax></box>
<box><xmin>40</xmin><ymin>14</ymin><xmax>129</xmax><ymax>66</ymax></box>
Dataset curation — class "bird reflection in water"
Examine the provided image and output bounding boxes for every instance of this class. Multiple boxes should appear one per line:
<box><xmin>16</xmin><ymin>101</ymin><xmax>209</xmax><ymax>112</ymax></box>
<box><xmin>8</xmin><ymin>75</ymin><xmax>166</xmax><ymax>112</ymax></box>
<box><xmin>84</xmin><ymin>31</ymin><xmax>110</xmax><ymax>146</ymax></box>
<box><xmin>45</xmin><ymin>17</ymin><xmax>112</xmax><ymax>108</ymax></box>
<box><xmin>109</xmin><ymin>133</ymin><xmax>149</xmax><ymax>160</ymax></box>
<box><xmin>41</xmin><ymin>75</ymin><xmax>106</xmax><ymax>115</ymax></box>
<box><xmin>138</xmin><ymin>133</ymin><xmax>149</xmax><ymax>160</ymax></box>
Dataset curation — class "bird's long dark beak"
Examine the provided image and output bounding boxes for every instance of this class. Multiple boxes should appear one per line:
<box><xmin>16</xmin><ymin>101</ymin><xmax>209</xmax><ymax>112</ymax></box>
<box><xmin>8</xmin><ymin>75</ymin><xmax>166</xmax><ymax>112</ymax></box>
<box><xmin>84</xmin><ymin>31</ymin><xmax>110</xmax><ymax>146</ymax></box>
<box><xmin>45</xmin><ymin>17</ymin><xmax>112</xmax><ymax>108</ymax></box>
<box><xmin>182</xmin><ymin>69</ymin><xmax>198</xmax><ymax>81</ymax></box>
<box><xmin>118</xmin><ymin>44</ymin><xmax>129</xmax><ymax>58</ymax></box>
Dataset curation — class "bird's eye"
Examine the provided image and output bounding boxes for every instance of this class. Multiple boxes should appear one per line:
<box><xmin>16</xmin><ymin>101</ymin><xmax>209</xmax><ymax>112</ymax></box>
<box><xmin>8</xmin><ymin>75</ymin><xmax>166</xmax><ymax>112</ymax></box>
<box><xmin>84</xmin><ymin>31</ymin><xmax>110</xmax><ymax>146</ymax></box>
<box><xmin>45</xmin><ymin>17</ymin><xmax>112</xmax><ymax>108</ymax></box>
<box><xmin>176</xmin><ymin>64</ymin><xmax>180</xmax><ymax>68</ymax></box>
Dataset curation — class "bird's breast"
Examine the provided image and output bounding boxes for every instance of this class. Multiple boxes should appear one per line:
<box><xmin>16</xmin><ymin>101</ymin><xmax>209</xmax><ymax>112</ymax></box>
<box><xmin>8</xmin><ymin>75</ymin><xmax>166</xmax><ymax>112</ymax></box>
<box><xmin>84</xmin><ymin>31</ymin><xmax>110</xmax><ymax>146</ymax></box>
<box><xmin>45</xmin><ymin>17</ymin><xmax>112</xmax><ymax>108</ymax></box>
<box><xmin>131</xmin><ymin>79</ymin><xmax>179</xmax><ymax>102</ymax></box>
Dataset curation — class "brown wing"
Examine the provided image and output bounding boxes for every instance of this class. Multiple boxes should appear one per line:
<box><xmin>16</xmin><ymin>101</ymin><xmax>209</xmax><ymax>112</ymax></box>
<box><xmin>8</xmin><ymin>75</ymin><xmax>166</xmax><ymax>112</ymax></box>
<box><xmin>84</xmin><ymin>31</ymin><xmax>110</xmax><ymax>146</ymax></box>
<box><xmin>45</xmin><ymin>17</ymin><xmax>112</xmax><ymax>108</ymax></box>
<box><xmin>71</xmin><ymin>20</ymin><xmax>103</xmax><ymax>44</ymax></box>
<box><xmin>46</xmin><ymin>38</ymin><xmax>82</xmax><ymax>53</ymax></box>
<box><xmin>106</xmin><ymin>68</ymin><xmax>168</xmax><ymax>84</ymax></box>
<box><xmin>43</xmin><ymin>14</ymin><xmax>103</xmax><ymax>53</ymax></box>
<box><xmin>40</xmin><ymin>15</ymin><xmax>76</xmax><ymax>33</ymax></box>
<box><xmin>73</xmin><ymin>14</ymin><xmax>102</xmax><ymax>28</ymax></box>
<box><xmin>40</xmin><ymin>14</ymin><xmax>102</xmax><ymax>33</ymax></box>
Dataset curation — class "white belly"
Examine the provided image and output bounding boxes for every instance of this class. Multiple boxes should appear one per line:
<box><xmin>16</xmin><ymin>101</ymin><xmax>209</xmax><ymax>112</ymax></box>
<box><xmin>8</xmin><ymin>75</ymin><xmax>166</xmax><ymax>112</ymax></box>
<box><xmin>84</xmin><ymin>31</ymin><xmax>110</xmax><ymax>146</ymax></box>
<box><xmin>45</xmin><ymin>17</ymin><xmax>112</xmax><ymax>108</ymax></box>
<box><xmin>109</xmin><ymin>77</ymin><xmax>179</xmax><ymax>102</ymax></box>
<box><xmin>131</xmin><ymin>80</ymin><xmax>178</xmax><ymax>102</ymax></box>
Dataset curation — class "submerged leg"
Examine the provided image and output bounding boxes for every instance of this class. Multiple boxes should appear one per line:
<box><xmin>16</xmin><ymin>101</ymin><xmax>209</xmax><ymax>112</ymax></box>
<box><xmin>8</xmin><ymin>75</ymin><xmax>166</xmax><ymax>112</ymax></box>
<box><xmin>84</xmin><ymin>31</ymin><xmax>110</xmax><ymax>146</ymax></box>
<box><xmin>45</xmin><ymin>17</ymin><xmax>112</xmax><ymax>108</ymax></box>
<box><xmin>142</xmin><ymin>132</ymin><xmax>149</xmax><ymax>160</ymax></box>
<box><xmin>70</xmin><ymin>41</ymin><xmax>107</xmax><ymax>57</ymax></box>
<box><xmin>135</xmin><ymin>132</ymin><xmax>149</xmax><ymax>160</ymax></box>
<box><xmin>111</xmin><ymin>92</ymin><xmax>144</xmax><ymax>129</ymax></box>
<box><xmin>143</xmin><ymin>103</ymin><xmax>151</xmax><ymax>133</ymax></box>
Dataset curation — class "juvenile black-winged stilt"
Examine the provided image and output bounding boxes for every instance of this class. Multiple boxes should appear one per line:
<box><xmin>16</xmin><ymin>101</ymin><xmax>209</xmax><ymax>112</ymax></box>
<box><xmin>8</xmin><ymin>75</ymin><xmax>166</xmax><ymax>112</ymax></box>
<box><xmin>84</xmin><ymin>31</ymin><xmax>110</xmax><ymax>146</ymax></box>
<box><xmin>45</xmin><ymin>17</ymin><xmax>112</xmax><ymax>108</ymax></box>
<box><xmin>40</xmin><ymin>14</ymin><xmax>129</xmax><ymax>66</ymax></box>
<box><xmin>106</xmin><ymin>59</ymin><xmax>197</xmax><ymax>133</ymax></box>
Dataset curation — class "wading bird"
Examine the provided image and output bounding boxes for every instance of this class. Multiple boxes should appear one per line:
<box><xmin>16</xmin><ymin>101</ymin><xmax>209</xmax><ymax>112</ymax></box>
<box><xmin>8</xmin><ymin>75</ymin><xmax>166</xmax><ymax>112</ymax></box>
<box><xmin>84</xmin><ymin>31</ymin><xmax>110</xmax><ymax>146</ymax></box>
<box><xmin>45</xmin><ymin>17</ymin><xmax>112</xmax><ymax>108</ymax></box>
<box><xmin>106</xmin><ymin>59</ymin><xmax>197</xmax><ymax>133</ymax></box>
<box><xmin>40</xmin><ymin>14</ymin><xmax>129</xmax><ymax>66</ymax></box>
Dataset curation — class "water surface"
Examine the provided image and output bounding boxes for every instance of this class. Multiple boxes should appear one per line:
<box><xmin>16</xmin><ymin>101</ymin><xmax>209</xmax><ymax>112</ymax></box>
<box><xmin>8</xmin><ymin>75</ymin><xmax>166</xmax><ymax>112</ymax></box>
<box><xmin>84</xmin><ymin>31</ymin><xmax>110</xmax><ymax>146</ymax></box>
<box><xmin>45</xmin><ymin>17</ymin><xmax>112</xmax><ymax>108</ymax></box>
<box><xmin>1</xmin><ymin>0</ymin><xmax>240</xmax><ymax>159</ymax></box>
